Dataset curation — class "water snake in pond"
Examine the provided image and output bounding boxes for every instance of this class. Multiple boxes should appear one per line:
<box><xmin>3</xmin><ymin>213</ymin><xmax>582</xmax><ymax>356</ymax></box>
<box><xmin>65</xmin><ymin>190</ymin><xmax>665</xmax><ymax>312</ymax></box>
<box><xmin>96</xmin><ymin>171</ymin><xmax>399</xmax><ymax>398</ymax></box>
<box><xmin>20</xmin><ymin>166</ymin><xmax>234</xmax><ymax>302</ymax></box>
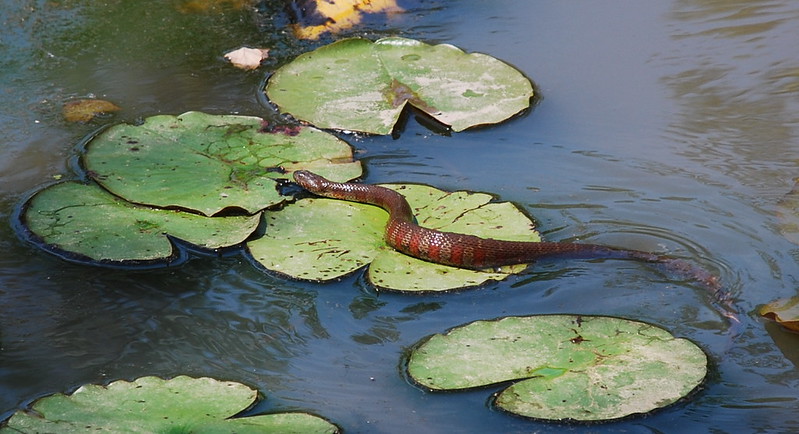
<box><xmin>293</xmin><ymin>170</ymin><xmax>737</xmax><ymax>321</ymax></box>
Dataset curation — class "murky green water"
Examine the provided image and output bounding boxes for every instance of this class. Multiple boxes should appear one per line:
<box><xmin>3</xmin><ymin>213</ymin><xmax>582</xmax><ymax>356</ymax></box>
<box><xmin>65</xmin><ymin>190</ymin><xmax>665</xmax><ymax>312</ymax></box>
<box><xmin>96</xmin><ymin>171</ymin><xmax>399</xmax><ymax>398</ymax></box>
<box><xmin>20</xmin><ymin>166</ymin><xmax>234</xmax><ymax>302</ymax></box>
<box><xmin>2</xmin><ymin>0</ymin><xmax>799</xmax><ymax>432</ymax></box>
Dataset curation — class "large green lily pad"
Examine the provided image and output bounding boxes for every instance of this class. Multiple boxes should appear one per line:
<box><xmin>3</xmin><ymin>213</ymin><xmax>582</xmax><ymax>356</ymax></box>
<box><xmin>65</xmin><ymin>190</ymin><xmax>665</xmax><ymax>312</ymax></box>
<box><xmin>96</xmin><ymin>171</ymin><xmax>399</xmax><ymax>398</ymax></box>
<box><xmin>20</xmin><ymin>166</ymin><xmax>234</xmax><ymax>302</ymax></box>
<box><xmin>265</xmin><ymin>37</ymin><xmax>534</xmax><ymax>135</ymax></box>
<box><xmin>83</xmin><ymin>111</ymin><xmax>361</xmax><ymax>216</ymax></box>
<box><xmin>406</xmin><ymin>315</ymin><xmax>707</xmax><ymax>422</ymax></box>
<box><xmin>20</xmin><ymin>181</ymin><xmax>260</xmax><ymax>264</ymax></box>
<box><xmin>248</xmin><ymin>183</ymin><xmax>531</xmax><ymax>291</ymax></box>
<box><xmin>0</xmin><ymin>376</ymin><xmax>339</xmax><ymax>433</ymax></box>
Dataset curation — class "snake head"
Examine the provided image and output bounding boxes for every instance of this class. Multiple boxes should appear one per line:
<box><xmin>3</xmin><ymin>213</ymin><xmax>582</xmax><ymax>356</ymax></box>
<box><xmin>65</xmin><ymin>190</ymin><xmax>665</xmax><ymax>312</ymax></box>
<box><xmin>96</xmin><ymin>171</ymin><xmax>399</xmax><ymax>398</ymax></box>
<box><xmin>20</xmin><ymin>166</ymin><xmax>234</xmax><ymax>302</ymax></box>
<box><xmin>293</xmin><ymin>170</ymin><xmax>328</xmax><ymax>193</ymax></box>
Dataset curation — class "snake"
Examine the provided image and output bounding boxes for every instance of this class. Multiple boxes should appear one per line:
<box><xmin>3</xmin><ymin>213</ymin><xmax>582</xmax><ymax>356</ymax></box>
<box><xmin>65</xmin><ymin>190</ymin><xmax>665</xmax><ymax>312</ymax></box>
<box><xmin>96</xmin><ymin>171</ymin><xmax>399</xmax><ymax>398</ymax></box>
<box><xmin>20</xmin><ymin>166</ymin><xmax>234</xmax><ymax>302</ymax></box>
<box><xmin>292</xmin><ymin>170</ymin><xmax>736</xmax><ymax>318</ymax></box>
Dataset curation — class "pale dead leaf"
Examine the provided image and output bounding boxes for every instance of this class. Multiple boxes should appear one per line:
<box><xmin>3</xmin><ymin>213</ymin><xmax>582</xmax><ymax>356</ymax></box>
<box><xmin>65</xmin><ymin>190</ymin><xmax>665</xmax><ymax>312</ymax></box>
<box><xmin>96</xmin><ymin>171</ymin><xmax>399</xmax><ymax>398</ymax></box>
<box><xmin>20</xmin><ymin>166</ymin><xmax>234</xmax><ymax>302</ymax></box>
<box><xmin>224</xmin><ymin>47</ymin><xmax>269</xmax><ymax>70</ymax></box>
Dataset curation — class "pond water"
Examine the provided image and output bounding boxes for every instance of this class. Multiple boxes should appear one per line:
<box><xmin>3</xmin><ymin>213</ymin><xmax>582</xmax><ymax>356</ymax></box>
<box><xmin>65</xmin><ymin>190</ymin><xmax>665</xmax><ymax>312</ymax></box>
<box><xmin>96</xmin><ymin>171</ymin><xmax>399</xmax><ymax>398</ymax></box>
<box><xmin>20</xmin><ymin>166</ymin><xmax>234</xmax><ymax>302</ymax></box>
<box><xmin>2</xmin><ymin>0</ymin><xmax>799</xmax><ymax>432</ymax></box>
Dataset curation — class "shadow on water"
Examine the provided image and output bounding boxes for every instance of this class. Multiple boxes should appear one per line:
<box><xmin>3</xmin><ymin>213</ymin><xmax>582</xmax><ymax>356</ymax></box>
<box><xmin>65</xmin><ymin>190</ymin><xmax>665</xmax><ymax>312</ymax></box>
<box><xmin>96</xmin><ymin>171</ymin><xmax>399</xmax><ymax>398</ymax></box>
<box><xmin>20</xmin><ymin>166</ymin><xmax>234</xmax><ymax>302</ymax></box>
<box><xmin>2</xmin><ymin>0</ymin><xmax>799</xmax><ymax>432</ymax></box>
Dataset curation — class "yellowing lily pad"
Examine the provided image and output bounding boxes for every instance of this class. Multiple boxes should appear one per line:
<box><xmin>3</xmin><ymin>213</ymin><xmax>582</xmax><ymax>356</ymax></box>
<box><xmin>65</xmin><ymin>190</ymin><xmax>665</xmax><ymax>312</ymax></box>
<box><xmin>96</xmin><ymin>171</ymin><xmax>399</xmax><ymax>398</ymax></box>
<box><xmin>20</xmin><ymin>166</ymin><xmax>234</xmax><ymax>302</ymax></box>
<box><xmin>406</xmin><ymin>315</ymin><xmax>707</xmax><ymax>422</ymax></box>
<box><xmin>20</xmin><ymin>181</ymin><xmax>260</xmax><ymax>265</ymax></box>
<box><xmin>0</xmin><ymin>376</ymin><xmax>338</xmax><ymax>433</ymax></box>
<box><xmin>759</xmin><ymin>296</ymin><xmax>799</xmax><ymax>333</ymax></box>
<box><xmin>248</xmin><ymin>183</ymin><xmax>531</xmax><ymax>291</ymax></box>
<box><xmin>265</xmin><ymin>37</ymin><xmax>534</xmax><ymax>135</ymax></box>
<box><xmin>83</xmin><ymin>111</ymin><xmax>361</xmax><ymax>216</ymax></box>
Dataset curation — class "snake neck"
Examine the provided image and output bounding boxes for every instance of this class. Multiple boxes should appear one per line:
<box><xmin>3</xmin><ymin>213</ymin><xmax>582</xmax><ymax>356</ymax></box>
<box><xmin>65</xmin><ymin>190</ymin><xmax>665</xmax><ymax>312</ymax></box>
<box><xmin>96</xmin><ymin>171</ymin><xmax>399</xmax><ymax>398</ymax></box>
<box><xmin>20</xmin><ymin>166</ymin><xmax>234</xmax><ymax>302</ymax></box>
<box><xmin>304</xmin><ymin>176</ymin><xmax>416</xmax><ymax>224</ymax></box>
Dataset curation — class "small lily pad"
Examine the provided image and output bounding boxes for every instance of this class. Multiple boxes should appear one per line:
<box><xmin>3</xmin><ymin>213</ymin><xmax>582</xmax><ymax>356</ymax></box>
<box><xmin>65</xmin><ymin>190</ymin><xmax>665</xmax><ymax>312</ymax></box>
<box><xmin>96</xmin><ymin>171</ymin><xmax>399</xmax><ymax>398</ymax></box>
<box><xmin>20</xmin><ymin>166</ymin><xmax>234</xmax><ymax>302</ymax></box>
<box><xmin>265</xmin><ymin>37</ymin><xmax>534</xmax><ymax>134</ymax></box>
<box><xmin>83</xmin><ymin>111</ymin><xmax>361</xmax><ymax>216</ymax></box>
<box><xmin>248</xmin><ymin>183</ymin><xmax>532</xmax><ymax>291</ymax></box>
<box><xmin>759</xmin><ymin>296</ymin><xmax>799</xmax><ymax>333</ymax></box>
<box><xmin>0</xmin><ymin>376</ymin><xmax>339</xmax><ymax>433</ymax></box>
<box><xmin>406</xmin><ymin>315</ymin><xmax>707</xmax><ymax>422</ymax></box>
<box><xmin>62</xmin><ymin>98</ymin><xmax>121</xmax><ymax>123</ymax></box>
<box><xmin>20</xmin><ymin>181</ymin><xmax>260</xmax><ymax>264</ymax></box>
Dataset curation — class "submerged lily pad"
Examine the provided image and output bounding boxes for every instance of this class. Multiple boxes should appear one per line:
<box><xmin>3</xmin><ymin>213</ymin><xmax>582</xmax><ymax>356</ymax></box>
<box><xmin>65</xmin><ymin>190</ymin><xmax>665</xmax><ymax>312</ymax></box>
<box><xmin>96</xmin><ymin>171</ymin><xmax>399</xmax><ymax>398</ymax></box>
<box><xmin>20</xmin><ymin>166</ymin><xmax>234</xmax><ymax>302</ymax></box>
<box><xmin>83</xmin><ymin>111</ymin><xmax>361</xmax><ymax>216</ymax></box>
<box><xmin>0</xmin><ymin>376</ymin><xmax>338</xmax><ymax>433</ymax></box>
<box><xmin>406</xmin><ymin>315</ymin><xmax>707</xmax><ymax>422</ymax></box>
<box><xmin>759</xmin><ymin>296</ymin><xmax>799</xmax><ymax>333</ymax></box>
<box><xmin>20</xmin><ymin>181</ymin><xmax>260</xmax><ymax>264</ymax></box>
<box><xmin>62</xmin><ymin>98</ymin><xmax>122</xmax><ymax>123</ymax></box>
<box><xmin>265</xmin><ymin>37</ymin><xmax>534</xmax><ymax>135</ymax></box>
<box><xmin>248</xmin><ymin>183</ymin><xmax>531</xmax><ymax>291</ymax></box>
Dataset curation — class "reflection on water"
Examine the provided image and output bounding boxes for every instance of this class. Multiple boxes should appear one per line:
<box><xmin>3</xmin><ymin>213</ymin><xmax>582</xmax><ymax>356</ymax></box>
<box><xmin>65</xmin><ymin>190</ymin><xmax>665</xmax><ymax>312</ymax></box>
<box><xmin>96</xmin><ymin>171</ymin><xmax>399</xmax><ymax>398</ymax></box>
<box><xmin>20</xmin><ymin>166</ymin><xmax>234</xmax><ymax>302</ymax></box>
<box><xmin>2</xmin><ymin>0</ymin><xmax>799</xmax><ymax>432</ymax></box>
<box><xmin>662</xmin><ymin>0</ymin><xmax>799</xmax><ymax>193</ymax></box>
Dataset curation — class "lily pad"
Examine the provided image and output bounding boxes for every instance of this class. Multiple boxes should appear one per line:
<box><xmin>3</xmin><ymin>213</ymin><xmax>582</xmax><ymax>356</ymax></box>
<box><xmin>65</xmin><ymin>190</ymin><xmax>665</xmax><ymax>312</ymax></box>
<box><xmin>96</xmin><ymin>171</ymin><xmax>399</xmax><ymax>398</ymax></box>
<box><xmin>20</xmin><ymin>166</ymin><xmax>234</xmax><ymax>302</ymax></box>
<box><xmin>406</xmin><ymin>315</ymin><xmax>707</xmax><ymax>422</ymax></box>
<box><xmin>19</xmin><ymin>181</ymin><xmax>260</xmax><ymax>264</ymax></box>
<box><xmin>248</xmin><ymin>183</ymin><xmax>531</xmax><ymax>291</ymax></box>
<box><xmin>0</xmin><ymin>375</ymin><xmax>338</xmax><ymax>433</ymax></box>
<box><xmin>83</xmin><ymin>111</ymin><xmax>361</xmax><ymax>216</ymax></box>
<box><xmin>759</xmin><ymin>296</ymin><xmax>799</xmax><ymax>333</ymax></box>
<box><xmin>265</xmin><ymin>37</ymin><xmax>534</xmax><ymax>135</ymax></box>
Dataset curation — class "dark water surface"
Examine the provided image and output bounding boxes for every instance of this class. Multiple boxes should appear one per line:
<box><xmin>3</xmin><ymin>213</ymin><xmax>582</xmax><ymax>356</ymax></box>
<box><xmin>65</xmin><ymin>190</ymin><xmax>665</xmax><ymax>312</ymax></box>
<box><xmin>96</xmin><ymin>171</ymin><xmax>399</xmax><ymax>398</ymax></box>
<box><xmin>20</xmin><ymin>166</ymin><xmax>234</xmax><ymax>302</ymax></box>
<box><xmin>2</xmin><ymin>0</ymin><xmax>799</xmax><ymax>432</ymax></box>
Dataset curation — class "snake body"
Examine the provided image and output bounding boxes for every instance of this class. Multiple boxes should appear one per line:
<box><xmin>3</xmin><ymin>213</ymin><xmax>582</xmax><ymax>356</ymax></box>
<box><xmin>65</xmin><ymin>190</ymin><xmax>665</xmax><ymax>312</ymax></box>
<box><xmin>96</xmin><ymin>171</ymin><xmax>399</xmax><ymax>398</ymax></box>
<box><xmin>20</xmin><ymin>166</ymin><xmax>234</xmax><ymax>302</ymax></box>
<box><xmin>292</xmin><ymin>170</ymin><xmax>722</xmax><ymax>288</ymax></box>
<box><xmin>293</xmin><ymin>170</ymin><xmax>738</xmax><ymax>327</ymax></box>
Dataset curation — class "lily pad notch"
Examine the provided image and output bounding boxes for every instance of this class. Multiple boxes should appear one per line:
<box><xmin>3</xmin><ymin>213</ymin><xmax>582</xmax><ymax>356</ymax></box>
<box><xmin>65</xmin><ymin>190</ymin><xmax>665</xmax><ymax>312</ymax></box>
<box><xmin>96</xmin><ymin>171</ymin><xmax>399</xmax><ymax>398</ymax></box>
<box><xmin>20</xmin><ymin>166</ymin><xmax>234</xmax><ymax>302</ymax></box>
<box><xmin>265</xmin><ymin>37</ymin><xmax>535</xmax><ymax>135</ymax></box>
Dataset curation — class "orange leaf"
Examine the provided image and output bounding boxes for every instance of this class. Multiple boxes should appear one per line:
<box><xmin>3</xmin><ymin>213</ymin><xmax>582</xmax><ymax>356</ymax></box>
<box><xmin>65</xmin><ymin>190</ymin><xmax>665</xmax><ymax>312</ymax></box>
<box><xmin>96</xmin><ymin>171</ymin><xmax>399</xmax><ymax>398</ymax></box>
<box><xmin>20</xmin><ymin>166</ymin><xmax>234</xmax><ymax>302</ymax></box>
<box><xmin>292</xmin><ymin>0</ymin><xmax>402</xmax><ymax>40</ymax></box>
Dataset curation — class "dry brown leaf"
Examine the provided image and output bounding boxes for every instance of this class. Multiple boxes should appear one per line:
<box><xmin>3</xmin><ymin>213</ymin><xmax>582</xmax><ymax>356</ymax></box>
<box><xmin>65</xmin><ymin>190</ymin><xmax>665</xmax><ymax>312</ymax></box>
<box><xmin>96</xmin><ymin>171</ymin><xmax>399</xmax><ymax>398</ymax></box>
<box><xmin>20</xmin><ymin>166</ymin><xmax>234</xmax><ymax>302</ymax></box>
<box><xmin>759</xmin><ymin>296</ymin><xmax>799</xmax><ymax>333</ymax></box>
<box><xmin>62</xmin><ymin>99</ymin><xmax>122</xmax><ymax>123</ymax></box>
<box><xmin>224</xmin><ymin>47</ymin><xmax>269</xmax><ymax>70</ymax></box>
